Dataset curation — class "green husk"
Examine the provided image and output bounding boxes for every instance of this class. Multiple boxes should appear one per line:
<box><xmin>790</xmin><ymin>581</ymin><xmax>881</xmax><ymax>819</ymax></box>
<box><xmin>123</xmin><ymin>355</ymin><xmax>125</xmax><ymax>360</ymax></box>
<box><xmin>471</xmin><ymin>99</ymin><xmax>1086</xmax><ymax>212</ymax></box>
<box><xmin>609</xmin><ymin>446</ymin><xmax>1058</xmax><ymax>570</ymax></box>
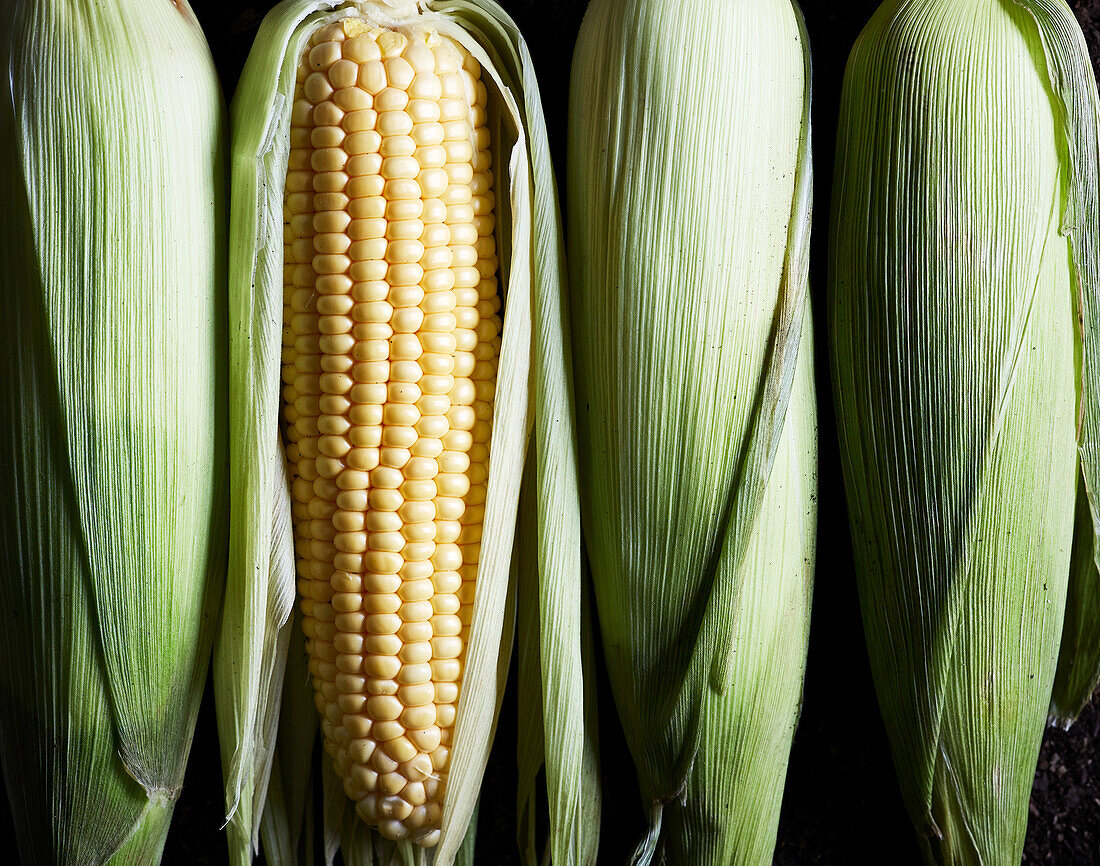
<box><xmin>567</xmin><ymin>0</ymin><xmax>816</xmax><ymax>863</ymax></box>
<box><xmin>1051</xmin><ymin>476</ymin><xmax>1100</xmax><ymax>724</ymax></box>
<box><xmin>0</xmin><ymin>0</ymin><xmax>227</xmax><ymax>863</ymax></box>
<box><xmin>1024</xmin><ymin>0</ymin><xmax>1100</xmax><ymax>728</ymax></box>
<box><xmin>105</xmin><ymin>801</ymin><xmax>175</xmax><ymax>866</ymax></box>
<box><xmin>829</xmin><ymin>0</ymin><xmax>1100</xmax><ymax>861</ymax></box>
<box><xmin>515</xmin><ymin>449</ymin><xmax>601</xmax><ymax>866</ymax></box>
<box><xmin>216</xmin><ymin>1</ymin><xmax>596</xmax><ymax>863</ymax></box>
<box><xmin>257</xmin><ymin>612</ymin><xmax>317</xmax><ymax>866</ymax></box>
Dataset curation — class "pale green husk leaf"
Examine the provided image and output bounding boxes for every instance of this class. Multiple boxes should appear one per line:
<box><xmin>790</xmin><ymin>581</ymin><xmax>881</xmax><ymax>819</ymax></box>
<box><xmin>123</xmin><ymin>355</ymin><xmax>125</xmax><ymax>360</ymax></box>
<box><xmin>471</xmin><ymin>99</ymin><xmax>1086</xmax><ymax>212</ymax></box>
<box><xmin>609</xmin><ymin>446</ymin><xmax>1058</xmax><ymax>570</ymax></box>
<box><xmin>516</xmin><ymin>448</ymin><xmax>601</xmax><ymax>866</ymax></box>
<box><xmin>258</xmin><ymin>612</ymin><xmax>318</xmax><ymax>866</ymax></box>
<box><xmin>0</xmin><ymin>0</ymin><xmax>227</xmax><ymax>863</ymax></box>
<box><xmin>1011</xmin><ymin>0</ymin><xmax>1100</xmax><ymax>729</ymax></box>
<box><xmin>568</xmin><ymin>0</ymin><xmax>816</xmax><ymax>863</ymax></box>
<box><xmin>1051</xmin><ymin>476</ymin><xmax>1100</xmax><ymax>724</ymax></box>
<box><xmin>441</xmin><ymin>6</ymin><xmax>601</xmax><ymax>866</ymax></box>
<box><xmin>515</xmin><ymin>457</ymin><xmax>544</xmax><ymax>864</ymax></box>
<box><xmin>218</xmin><ymin>0</ymin><xmax>591</xmax><ymax>863</ymax></box>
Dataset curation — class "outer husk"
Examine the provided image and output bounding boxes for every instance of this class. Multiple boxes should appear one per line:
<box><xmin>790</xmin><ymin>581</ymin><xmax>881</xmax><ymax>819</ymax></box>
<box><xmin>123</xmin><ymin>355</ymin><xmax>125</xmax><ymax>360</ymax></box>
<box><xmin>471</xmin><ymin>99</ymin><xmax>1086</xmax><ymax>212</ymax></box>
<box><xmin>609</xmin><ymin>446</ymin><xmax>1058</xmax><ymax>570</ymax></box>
<box><xmin>0</xmin><ymin>0</ymin><xmax>227</xmax><ymax>863</ymax></box>
<box><xmin>568</xmin><ymin>0</ymin><xmax>816</xmax><ymax>863</ymax></box>
<box><xmin>215</xmin><ymin>1</ymin><xmax>596</xmax><ymax>863</ymax></box>
<box><xmin>1051</xmin><ymin>476</ymin><xmax>1100</xmax><ymax>724</ymax></box>
<box><xmin>830</xmin><ymin>0</ymin><xmax>1100</xmax><ymax>862</ymax></box>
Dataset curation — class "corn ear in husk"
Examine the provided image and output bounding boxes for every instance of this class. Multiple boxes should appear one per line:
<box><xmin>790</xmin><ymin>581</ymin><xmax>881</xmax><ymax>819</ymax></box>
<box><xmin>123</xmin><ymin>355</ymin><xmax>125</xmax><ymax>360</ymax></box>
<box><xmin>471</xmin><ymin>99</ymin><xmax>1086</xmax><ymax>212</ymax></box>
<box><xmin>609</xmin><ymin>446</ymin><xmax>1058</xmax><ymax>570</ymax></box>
<box><xmin>568</xmin><ymin>0</ymin><xmax>816</xmax><ymax>862</ymax></box>
<box><xmin>214</xmin><ymin>1</ymin><xmax>597</xmax><ymax>863</ymax></box>
<box><xmin>830</xmin><ymin>0</ymin><xmax>1100</xmax><ymax>861</ymax></box>
<box><xmin>0</xmin><ymin>0</ymin><xmax>228</xmax><ymax>863</ymax></box>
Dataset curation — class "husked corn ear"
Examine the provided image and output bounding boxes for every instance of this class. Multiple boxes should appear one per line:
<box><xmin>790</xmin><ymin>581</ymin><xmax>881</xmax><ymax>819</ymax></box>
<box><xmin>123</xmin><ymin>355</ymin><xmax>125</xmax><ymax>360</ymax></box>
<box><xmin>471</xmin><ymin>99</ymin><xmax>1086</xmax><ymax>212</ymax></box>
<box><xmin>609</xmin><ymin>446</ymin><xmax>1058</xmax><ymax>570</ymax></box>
<box><xmin>281</xmin><ymin>18</ymin><xmax>500</xmax><ymax>845</ymax></box>
<box><xmin>218</xmin><ymin>1</ymin><xmax>597</xmax><ymax>863</ymax></box>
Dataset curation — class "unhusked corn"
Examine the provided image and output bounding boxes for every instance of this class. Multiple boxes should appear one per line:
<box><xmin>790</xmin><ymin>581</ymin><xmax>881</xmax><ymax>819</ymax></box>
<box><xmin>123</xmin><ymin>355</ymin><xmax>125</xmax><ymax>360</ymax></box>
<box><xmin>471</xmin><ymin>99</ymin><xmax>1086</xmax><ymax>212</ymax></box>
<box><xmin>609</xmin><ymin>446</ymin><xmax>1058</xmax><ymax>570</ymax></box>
<box><xmin>282</xmin><ymin>16</ymin><xmax>501</xmax><ymax>847</ymax></box>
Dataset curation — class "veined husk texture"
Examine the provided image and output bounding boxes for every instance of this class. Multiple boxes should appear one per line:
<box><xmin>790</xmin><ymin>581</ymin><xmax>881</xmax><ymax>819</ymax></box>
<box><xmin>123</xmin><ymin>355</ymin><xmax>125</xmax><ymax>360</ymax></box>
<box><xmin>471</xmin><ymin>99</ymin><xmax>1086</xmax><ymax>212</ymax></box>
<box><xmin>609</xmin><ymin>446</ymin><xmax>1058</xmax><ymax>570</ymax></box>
<box><xmin>0</xmin><ymin>0</ymin><xmax>227</xmax><ymax>864</ymax></box>
<box><xmin>215</xmin><ymin>1</ymin><xmax>597</xmax><ymax>864</ymax></box>
<box><xmin>568</xmin><ymin>0</ymin><xmax>816</xmax><ymax>863</ymax></box>
<box><xmin>830</xmin><ymin>0</ymin><xmax>1100</xmax><ymax>862</ymax></box>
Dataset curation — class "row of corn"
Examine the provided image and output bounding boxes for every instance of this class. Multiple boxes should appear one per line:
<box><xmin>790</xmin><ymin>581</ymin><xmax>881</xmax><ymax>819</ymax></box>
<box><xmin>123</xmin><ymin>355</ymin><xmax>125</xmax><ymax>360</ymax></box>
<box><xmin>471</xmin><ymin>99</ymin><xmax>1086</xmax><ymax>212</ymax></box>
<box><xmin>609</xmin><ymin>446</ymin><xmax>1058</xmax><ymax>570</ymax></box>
<box><xmin>0</xmin><ymin>0</ymin><xmax>1097</xmax><ymax>863</ymax></box>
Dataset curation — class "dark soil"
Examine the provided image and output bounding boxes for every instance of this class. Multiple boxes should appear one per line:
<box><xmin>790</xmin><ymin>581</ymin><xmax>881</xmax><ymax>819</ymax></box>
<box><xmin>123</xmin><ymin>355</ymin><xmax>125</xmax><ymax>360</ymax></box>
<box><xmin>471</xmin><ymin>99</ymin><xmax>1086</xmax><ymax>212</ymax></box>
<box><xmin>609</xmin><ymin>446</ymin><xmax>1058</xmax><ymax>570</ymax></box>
<box><xmin>1076</xmin><ymin>0</ymin><xmax>1100</xmax><ymax>77</ymax></box>
<box><xmin>4</xmin><ymin>1</ymin><xmax>1100</xmax><ymax>864</ymax></box>
<box><xmin>1027</xmin><ymin>705</ymin><xmax>1100</xmax><ymax>864</ymax></box>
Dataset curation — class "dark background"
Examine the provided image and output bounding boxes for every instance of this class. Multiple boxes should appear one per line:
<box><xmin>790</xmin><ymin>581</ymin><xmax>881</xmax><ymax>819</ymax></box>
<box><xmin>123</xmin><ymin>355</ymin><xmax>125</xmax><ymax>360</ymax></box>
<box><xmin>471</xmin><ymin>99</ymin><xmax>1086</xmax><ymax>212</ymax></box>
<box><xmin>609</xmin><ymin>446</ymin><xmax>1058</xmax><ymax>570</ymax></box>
<box><xmin>5</xmin><ymin>0</ymin><xmax>1100</xmax><ymax>863</ymax></box>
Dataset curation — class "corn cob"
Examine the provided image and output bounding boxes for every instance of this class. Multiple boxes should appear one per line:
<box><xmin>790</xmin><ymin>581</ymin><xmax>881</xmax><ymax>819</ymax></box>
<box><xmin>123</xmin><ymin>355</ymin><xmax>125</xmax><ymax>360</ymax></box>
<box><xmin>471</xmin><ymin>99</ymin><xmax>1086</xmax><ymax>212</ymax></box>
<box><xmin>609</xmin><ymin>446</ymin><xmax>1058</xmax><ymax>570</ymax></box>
<box><xmin>0</xmin><ymin>0</ymin><xmax>227</xmax><ymax>863</ymax></box>
<box><xmin>830</xmin><ymin>0</ymin><xmax>1100</xmax><ymax>861</ymax></box>
<box><xmin>280</xmin><ymin>19</ymin><xmax>500</xmax><ymax>842</ymax></box>
<box><xmin>215</xmin><ymin>1</ymin><xmax>598</xmax><ymax>863</ymax></box>
<box><xmin>568</xmin><ymin>0</ymin><xmax>815</xmax><ymax>863</ymax></box>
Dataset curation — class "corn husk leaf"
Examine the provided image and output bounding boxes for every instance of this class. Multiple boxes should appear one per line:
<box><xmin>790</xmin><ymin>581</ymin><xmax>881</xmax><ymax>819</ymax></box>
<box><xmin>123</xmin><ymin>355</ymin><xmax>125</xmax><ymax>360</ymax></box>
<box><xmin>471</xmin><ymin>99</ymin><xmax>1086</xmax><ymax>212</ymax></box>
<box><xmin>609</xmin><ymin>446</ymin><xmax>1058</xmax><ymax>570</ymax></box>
<box><xmin>515</xmin><ymin>458</ymin><xmax>544</xmax><ymax>865</ymax></box>
<box><xmin>1017</xmin><ymin>0</ymin><xmax>1100</xmax><ymax>729</ymax></box>
<box><xmin>568</xmin><ymin>0</ymin><xmax>816</xmax><ymax>862</ymax></box>
<box><xmin>1051</xmin><ymin>476</ymin><xmax>1100</xmax><ymax>724</ymax></box>
<box><xmin>830</xmin><ymin>0</ymin><xmax>1100</xmax><ymax>861</ymax></box>
<box><xmin>515</xmin><ymin>444</ymin><xmax>601</xmax><ymax>866</ymax></box>
<box><xmin>258</xmin><ymin>612</ymin><xmax>318</xmax><ymax>865</ymax></box>
<box><xmin>0</xmin><ymin>0</ymin><xmax>227</xmax><ymax>863</ymax></box>
<box><xmin>457</xmin><ymin>6</ymin><xmax>603</xmax><ymax>865</ymax></box>
<box><xmin>217</xmin><ymin>0</ymin><xmax>592</xmax><ymax>863</ymax></box>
